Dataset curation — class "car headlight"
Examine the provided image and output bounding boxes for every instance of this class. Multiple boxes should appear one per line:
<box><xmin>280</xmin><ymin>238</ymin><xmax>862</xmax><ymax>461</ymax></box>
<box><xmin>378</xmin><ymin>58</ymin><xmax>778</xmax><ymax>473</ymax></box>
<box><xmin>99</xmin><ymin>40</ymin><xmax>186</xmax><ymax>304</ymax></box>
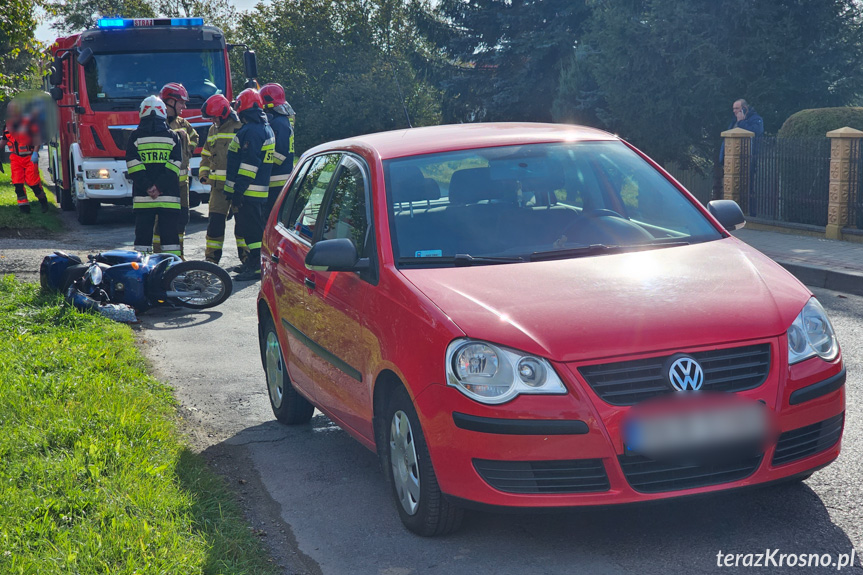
<box><xmin>86</xmin><ymin>169</ymin><xmax>110</xmax><ymax>179</ymax></box>
<box><xmin>446</xmin><ymin>339</ymin><xmax>567</xmax><ymax>404</ymax></box>
<box><xmin>87</xmin><ymin>265</ymin><xmax>103</xmax><ymax>286</ymax></box>
<box><xmin>787</xmin><ymin>298</ymin><xmax>839</xmax><ymax>365</ymax></box>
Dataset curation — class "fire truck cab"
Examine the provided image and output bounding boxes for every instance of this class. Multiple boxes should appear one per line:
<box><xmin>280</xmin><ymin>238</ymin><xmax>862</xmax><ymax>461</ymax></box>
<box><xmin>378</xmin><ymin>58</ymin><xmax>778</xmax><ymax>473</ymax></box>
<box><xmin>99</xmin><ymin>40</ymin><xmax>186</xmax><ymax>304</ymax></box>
<box><xmin>47</xmin><ymin>18</ymin><xmax>254</xmax><ymax>225</ymax></box>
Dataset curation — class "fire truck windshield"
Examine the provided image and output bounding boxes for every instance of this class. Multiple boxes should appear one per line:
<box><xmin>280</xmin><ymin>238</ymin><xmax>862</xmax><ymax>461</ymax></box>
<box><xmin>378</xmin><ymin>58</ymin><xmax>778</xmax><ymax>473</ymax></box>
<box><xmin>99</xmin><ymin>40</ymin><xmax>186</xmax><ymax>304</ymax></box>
<box><xmin>83</xmin><ymin>50</ymin><xmax>227</xmax><ymax>111</ymax></box>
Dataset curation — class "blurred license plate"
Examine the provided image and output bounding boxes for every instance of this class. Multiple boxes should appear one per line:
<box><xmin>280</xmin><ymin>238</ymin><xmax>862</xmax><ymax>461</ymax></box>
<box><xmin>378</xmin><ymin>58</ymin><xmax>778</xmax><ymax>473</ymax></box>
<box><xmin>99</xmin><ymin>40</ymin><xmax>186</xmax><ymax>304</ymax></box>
<box><xmin>624</xmin><ymin>398</ymin><xmax>769</xmax><ymax>459</ymax></box>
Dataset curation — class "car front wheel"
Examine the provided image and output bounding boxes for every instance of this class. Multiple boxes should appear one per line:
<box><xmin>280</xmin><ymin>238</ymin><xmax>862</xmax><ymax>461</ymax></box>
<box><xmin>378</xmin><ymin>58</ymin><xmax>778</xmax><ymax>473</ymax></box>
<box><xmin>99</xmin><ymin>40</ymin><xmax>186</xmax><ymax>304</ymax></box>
<box><xmin>261</xmin><ymin>314</ymin><xmax>314</xmax><ymax>424</ymax></box>
<box><xmin>384</xmin><ymin>386</ymin><xmax>463</xmax><ymax>536</ymax></box>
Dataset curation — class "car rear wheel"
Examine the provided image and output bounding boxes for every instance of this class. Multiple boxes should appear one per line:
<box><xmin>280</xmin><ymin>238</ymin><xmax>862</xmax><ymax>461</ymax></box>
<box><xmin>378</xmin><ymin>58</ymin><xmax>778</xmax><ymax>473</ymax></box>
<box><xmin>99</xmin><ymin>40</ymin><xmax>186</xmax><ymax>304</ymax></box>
<box><xmin>261</xmin><ymin>314</ymin><xmax>314</xmax><ymax>424</ymax></box>
<box><xmin>384</xmin><ymin>386</ymin><xmax>463</xmax><ymax>536</ymax></box>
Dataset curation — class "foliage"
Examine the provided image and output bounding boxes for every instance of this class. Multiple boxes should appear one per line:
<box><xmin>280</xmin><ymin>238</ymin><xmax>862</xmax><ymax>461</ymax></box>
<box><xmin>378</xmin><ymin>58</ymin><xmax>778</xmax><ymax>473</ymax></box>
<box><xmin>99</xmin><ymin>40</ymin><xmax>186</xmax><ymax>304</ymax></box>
<box><xmin>0</xmin><ymin>0</ymin><xmax>44</xmax><ymax>100</ymax></box>
<box><xmin>0</xmin><ymin>276</ymin><xmax>280</xmax><ymax>574</ymax></box>
<box><xmin>778</xmin><ymin>107</ymin><xmax>863</xmax><ymax>139</ymax></box>
<box><xmin>234</xmin><ymin>0</ymin><xmax>442</xmax><ymax>153</ymax></box>
<box><xmin>46</xmin><ymin>0</ymin><xmax>158</xmax><ymax>33</ymax></box>
<box><xmin>430</xmin><ymin>0</ymin><xmax>592</xmax><ymax>123</ymax></box>
<box><xmin>560</xmin><ymin>0</ymin><xmax>863</xmax><ymax>166</ymax></box>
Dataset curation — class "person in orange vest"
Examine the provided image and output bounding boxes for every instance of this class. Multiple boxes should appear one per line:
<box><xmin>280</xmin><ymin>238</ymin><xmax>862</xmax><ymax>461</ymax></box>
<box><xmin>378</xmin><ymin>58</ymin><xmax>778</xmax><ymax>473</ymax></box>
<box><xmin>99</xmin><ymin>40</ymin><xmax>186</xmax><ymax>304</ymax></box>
<box><xmin>1</xmin><ymin>101</ymin><xmax>49</xmax><ymax>213</ymax></box>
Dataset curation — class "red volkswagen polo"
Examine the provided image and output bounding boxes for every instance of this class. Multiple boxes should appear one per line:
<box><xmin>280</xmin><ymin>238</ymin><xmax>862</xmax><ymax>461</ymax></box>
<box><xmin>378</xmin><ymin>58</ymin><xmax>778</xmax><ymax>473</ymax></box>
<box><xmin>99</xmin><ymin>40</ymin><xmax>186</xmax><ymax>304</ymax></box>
<box><xmin>256</xmin><ymin>123</ymin><xmax>845</xmax><ymax>536</ymax></box>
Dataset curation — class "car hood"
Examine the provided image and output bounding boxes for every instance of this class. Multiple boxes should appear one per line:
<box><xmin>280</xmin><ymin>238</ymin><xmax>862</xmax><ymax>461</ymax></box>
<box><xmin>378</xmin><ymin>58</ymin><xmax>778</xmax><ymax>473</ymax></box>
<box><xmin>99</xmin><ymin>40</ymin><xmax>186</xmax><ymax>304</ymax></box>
<box><xmin>400</xmin><ymin>238</ymin><xmax>811</xmax><ymax>362</ymax></box>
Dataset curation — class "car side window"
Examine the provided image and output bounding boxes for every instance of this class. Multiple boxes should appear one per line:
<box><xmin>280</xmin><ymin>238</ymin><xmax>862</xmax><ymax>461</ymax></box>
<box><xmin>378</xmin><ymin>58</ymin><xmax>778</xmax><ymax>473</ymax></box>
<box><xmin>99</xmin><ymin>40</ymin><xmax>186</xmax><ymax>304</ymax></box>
<box><xmin>320</xmin><ymin>156</ymin><xmax>370</xmax><ymax>253</ymax></box>
<box><xmin>284</xmin><ymin>154</ymin><xmax>341</xmax><ymax>243</ymax></box>
<box><xmin>277</xmin><ymin>160</ymin><xmax>311</xmax><ymax>226</ymax></box>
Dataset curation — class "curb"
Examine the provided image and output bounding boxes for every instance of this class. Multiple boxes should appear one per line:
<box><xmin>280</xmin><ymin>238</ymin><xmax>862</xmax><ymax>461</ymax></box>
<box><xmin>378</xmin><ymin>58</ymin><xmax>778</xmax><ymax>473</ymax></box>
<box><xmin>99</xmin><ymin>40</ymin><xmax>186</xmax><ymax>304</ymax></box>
<box><xmin>777</xmin><ymin>261</ymin><xmax>863</xmax><ymax>297</ymax></box>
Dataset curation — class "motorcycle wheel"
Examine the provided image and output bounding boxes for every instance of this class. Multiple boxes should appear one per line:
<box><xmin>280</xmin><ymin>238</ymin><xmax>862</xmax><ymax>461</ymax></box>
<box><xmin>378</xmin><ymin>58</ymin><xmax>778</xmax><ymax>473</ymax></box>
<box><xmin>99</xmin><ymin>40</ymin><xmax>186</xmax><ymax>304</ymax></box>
<box><xmin>161</xmin><ymin>261</ymin><xmax>233</xmax><ymax>309</ymax></box>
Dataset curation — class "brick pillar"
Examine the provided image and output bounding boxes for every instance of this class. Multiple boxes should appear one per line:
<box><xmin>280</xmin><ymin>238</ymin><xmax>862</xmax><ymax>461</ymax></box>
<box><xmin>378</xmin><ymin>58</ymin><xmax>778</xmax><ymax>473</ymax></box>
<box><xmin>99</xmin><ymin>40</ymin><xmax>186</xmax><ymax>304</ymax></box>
<box><xmin>826</xmin><ymin>127</ymin><xmax>863</xmax><ymax>240</ymax></box>
<box><xmin>721</xmin><ymin>127</ymin><xmax>755</xmax><ymax>205</ymax></box>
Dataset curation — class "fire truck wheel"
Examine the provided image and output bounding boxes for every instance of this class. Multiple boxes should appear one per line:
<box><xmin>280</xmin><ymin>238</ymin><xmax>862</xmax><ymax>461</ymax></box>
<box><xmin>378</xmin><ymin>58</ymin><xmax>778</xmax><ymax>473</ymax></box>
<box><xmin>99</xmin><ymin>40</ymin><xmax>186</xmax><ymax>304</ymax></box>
<box><xmin>76</xmin><ymin>198</ymin><xmax>100</xmax><ymax>225</ymax></box>
<box><xmin>58</xmin><ymin>185</ymin><xmax>74</xmax><ymax>211</ymax></box>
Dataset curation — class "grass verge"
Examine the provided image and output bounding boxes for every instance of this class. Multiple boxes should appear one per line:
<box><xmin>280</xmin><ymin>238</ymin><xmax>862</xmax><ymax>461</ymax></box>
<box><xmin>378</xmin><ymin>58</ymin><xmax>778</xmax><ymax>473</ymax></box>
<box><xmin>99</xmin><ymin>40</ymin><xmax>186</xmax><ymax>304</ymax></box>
<box><xmin>0</xmin><ymin>167</ymin><xmax>63</xmax><ymax>232</ymax></box>
<box><xmin>0</xmin><ymin>276</ymin><xmax>279</xmax><ymax>574</ymax></box>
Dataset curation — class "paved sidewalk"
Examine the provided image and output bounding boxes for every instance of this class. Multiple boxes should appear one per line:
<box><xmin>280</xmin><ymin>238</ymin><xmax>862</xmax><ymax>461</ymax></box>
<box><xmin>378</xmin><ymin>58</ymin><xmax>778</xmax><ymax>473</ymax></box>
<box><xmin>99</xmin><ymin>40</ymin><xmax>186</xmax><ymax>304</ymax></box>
<box><xmin>733</xmin><ymin>228</ymin><xmax>863</xmax><ymax>296</ymax></box>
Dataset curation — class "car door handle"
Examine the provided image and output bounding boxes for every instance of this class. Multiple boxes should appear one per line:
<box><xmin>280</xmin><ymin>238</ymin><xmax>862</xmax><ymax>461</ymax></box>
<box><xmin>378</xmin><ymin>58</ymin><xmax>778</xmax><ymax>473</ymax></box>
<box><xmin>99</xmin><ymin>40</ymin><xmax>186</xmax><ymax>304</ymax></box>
<box><xmin>304</xmin><ymin>277</ymin><xmax>316</xmax><ymax>290</ymax></box>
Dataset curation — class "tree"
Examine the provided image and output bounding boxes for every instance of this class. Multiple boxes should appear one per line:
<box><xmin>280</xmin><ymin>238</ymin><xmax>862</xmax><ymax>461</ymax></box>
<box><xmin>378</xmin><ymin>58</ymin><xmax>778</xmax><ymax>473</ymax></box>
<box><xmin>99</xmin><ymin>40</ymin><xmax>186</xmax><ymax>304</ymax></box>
<box><xmin>430</xmin><ymin>0</ymin><xmax>591</xmax><ymax>123</ymax></box>
<box><xmin>46</xmin><ymin>0</ymin><xmax>157</xmax><ymax>33</ymax></box>
<box><xmin>0</xmin><ymin>0</ymin><xmax>43</xmax><ymax>100</ymax></box>
<box><xmin>556</xmin><ymin>0</ymin><xmax>863</xmax><ymax>166</ymax></box>
<box><xmin>233</xmin><ymin>0</ymin><xmax>442</xmax><ymax>152</ymax></box>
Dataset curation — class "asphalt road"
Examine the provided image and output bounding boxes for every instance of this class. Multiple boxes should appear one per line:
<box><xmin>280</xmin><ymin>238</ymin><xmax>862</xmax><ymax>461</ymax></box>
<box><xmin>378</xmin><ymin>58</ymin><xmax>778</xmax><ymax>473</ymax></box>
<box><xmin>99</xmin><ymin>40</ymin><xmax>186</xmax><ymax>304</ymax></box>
<box><xmin>1</xmin><ymin>205</ymin><xmax>861</xmax><ymax>574</ymax></box>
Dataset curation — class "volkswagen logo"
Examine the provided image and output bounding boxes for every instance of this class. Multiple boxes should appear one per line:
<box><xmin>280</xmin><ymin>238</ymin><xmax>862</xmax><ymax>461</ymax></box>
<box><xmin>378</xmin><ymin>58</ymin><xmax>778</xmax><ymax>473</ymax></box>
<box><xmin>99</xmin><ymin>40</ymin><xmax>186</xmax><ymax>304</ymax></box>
<box><xmin>666</xmin><ymin>356</ymin><xmax>704</xmax><ymax>391</ymax></box>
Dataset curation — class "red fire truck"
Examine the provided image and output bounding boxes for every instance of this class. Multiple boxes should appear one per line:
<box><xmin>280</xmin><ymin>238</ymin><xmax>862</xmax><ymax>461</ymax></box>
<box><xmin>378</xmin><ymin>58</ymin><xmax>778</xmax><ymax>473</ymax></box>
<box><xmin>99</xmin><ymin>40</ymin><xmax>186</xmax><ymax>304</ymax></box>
<box><xmin>47</xmin><ymin>17</ymin><xmax>257</xmax><ymax>224</ymax></box>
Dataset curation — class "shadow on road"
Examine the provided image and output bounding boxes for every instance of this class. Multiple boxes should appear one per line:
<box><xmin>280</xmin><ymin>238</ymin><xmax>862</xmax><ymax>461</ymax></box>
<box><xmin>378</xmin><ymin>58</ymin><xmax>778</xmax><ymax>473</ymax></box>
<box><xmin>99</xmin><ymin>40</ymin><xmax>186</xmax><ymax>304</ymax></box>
<box><xmin>139</xmin><ymin>309</ymin><xmax>224</xmax><ymax>330</ymax></box>
<box><xmin>206</xmin><ymin>416</ymin><xmax>862</xmax><ymax>575</ymax></box>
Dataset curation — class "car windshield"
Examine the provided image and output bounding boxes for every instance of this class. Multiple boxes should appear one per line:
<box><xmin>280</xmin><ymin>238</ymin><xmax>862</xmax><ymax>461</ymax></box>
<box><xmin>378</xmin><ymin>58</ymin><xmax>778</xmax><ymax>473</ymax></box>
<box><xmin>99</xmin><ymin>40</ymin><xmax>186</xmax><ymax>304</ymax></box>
<box><xmin>83</xmin><ymin>51</ymin><xmax>227</xmax><ymax>111</ymax></box>
<box><xmin>385</xmin><ymin>141</ymin><xmax>723</xmax><ymax>267</ymax></box>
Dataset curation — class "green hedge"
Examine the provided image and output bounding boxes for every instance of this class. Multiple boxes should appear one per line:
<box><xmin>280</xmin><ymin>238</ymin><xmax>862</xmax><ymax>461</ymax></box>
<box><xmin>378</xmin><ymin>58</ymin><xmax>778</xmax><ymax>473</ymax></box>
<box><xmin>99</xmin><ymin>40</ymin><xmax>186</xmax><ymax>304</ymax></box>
<box><xmin>778</xmin><ymin>107</ymin><xmax>863</xmax><ymax>138</ymax></box>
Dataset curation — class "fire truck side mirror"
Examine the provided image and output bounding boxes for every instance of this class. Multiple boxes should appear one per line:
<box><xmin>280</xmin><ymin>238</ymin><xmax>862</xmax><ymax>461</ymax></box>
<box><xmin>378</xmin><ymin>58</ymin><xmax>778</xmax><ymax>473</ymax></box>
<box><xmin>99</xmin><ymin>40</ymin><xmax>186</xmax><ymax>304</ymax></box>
<box><xmin>49</xmin><ymin>59</ymin><xmax>64</xmax><ymax>86</ymax></box>
<box><xmin>77</xmin><ymin>47</ymin><xmax>94</xmax><ymax>67</ymax></box>
<box><xmin>50</xmin><ymin>87</ymin><xmax>63</xmax><ymax>101</ymax></box>
<box><xmin>243</xmin><ymin>50</ymin><xmax>258</xmax><ymax>80</ymax></box>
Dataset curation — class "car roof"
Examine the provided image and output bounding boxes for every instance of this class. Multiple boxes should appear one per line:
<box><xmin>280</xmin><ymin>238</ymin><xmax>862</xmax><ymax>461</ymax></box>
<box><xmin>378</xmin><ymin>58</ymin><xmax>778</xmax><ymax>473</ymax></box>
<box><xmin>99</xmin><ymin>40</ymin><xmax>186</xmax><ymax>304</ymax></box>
<box><xmin>304</xmin><ymin>122</ymin><xmax>620</xmax><ymax>161</ymax></box>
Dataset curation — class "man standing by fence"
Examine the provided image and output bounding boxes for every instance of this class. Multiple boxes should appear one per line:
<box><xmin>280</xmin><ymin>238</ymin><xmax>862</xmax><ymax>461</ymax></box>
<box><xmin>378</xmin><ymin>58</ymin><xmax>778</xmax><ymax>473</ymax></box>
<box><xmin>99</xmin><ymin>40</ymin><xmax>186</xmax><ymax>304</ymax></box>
<box><xmin>721</xmin><ymin>99</ymin><xmax>764</xmax><ymax>215</ymax></box>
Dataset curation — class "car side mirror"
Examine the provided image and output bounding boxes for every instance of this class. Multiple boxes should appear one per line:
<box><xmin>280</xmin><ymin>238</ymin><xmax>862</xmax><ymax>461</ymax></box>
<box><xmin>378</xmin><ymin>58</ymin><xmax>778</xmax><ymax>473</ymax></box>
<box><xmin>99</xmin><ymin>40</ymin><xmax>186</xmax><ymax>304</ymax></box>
<box><xmin>77</xmin><ymin>47</ymin><xmax>94</xmax><ymax>66</ymax></box>
<box><xmin>49</xmin><ymin>59</ymin><xmax>64</xmax><ymax>86</ymax></box>
<box><xmin>50</xmin><ymin>87</ymin><xmax>63</xmax><ymax>101</ymax></box>
<box><xmin>305</xmin><ymin>238</ymin><xmax>370</xmax><ymax>272</ymax></box>
<box><xmin>707</xmin><ymin>200</ymin><xmax>746</xmax><ymax>231</ymax></box>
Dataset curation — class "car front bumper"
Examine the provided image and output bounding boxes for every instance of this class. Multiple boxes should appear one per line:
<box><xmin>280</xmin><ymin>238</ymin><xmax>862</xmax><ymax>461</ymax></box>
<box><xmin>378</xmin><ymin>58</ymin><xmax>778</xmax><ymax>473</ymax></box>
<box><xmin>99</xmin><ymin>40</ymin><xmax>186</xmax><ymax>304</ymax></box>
<box><xmin>412</xmin><ymin>355</ymin><xmax>845</xmax><ymax>509</ymax></box>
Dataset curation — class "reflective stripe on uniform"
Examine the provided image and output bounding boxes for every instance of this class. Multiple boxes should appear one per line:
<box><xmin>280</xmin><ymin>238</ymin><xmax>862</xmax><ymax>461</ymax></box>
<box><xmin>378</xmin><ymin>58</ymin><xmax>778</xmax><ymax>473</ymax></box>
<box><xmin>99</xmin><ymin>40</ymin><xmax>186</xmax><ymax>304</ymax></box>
<box><xmin>200</xmin><ymin>149</ymin><xmax>212</xmax><ymax>157</ymax></box>
<box><xmin>247</xmin><ymin>241</ymin><xmax>262</xmax><ymax>250</ymax></box>
<box><xmin>238</xmin><ymin>162</ymin><xmax>258</xmax><ymax>178</ymax></box>
<box><xmin>165</xmin><ymin>162</ymin><xmax>180</xmax><ymax>175</ymax></box>
<box><xmin>206</xmin><ymin>239</ymin><xmax>223</xmax><ymax>248</ymax></box>
<box><xmin>244</xmin><ymin>183</ymin><xmax>269</xmax><ymax>198</ymax></box>
<box><xmin>134</xmin><ymin>195</ymin><xmax>181</xmax><ymax>204</ymax></box>
<box><xmin>138</xmin><ymin>142</ymin><xmax>174</xmax><ymax>151</ymax></box>
<box><xmin>135</xmin><ymin>136</ymin><xmax>175</xmax><ymax>145</ymax></box>
<box><xmin>269</xmin><ymin>174</ymin><xmax>291</xmax><ymax>185</ymax></box>
<box><xmin>273</xmin><ymin>151</ymin><xmax>287</xmax><ymax>165</ymax></box>
<box><xmin>126</xmin><ymin>159</ymin><xmax>142</xmax><ymax>168</ymax></box>
<box><xmin>128</xmin><ymin>163</ymin><xmax>146</xmax><ymax>174</ymax></box>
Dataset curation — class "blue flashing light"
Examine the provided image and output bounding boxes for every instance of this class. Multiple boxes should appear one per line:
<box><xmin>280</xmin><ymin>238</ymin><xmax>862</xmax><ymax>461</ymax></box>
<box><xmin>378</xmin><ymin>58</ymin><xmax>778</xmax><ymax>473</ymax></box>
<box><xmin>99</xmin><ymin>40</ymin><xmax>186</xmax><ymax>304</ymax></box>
<box><xmin>97</xmin><ymin>18</ymin><xmax>132</xmax><ymax>28</ymax></box>
<box><xmin>97</xmin><ymin>17</ymin><xmax>203</xmax><ymax>29</ymax></box>
<box><xmin>171</xmin><ymin>17</ymin><xmax>204</xmax><ymax>26</ymax></box>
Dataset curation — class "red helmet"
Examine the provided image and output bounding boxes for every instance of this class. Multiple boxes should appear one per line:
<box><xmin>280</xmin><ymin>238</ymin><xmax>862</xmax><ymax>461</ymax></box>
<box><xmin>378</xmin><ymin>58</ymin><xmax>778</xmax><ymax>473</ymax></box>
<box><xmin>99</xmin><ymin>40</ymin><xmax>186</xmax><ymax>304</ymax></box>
<box><xmin>202</xmin><ymin>94</ymin><xmax>232</xmax><ymax>120</ymax></box>
<box><xmin>260</xmin><ymin>83</ymin><xmax>287</xmax><ymax>108</ymax></box>
<box><xmin>159</xmin><ymin>82</ymin><xmax>189</xmax><ymax>103</ymax></box>
<box><xmin>234</xmin><ymin>88</ymin><xmax>264</xmax><ymax>113</ymax></box>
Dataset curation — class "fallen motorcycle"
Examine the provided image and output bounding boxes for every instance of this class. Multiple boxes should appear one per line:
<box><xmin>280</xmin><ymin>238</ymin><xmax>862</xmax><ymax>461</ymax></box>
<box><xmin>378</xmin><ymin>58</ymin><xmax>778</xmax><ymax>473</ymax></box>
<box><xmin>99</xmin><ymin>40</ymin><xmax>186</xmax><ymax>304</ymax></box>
<box><xmin>40</xmin><ymin>250</ymin><xmax>233</xmax><ymax>321</ymax></box>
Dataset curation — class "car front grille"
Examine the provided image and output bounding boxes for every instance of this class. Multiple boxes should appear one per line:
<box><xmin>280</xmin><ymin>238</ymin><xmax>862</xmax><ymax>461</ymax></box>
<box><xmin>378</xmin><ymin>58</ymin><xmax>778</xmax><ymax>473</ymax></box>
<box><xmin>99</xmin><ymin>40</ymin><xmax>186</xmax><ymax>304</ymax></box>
<box><xmin>772</xmin><ymin>413</ymin><xmax>844</xmax><ymax>466</ymax></box>
<box><xmin>473</xmin><ymin>458</ymin><xmax>610</xmax><ymax>494</ymax></box>
<box><xmin>618</xmin><ymin>453</ymin><xmax>763</xmax><ymax>493</ymax></box>
<box><xmin>578</xmin><ymin>344</ymin><xmax>771</xmax><ymax>406</ymax></box>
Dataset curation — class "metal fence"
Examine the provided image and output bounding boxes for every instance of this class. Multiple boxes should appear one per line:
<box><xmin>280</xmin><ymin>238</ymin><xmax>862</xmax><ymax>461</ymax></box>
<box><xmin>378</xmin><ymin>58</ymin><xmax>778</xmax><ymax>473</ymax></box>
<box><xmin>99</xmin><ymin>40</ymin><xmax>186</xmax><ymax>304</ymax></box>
<box><xmin>743</xmin><ymin>137</ymin><xmax>832</xmax><ymax>226</ymax></box>
<box><xmin>664</xmin><ymin>161</ymin><xmax>714</xmax><ymax>205</ymax></box>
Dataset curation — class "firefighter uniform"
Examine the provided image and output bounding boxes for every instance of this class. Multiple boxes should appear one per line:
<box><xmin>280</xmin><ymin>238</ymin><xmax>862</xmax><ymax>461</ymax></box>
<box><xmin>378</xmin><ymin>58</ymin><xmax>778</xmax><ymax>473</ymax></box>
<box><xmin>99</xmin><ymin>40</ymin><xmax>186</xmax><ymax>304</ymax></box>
<box><xmin>2</xmin><ymin>117</ymin><xmax>48</xmax><ymax>213</ymax></box>
<box><xmin>153</xmin><ymin>115</ymin><xmax>198</xmax><ymax>254</ymax></box>
<box><xmin>225</xmin><ymin>105</ymin><xmax>275</xmax><ymax>279</ymax></box>
<box><xmin>265</xmin><ymin>110</ymin><xmax>294</xmax><ymax>217</ymax></box>
<box><xmin>126</xmin><ymin>114</ymin><xmax>183</xmax><ymax>256</ymax></box>
<box><xmin>199</xmin><ymin>114</ymin><xmax>248</xmax><ymax>264</ymax></box>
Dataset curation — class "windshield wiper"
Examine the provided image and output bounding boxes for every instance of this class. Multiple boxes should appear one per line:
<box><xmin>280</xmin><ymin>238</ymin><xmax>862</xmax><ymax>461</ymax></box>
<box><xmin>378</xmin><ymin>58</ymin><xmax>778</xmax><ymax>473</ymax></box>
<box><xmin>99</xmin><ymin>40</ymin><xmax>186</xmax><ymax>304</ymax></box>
<box><xmin>453</xmin><ymin>254</ymin><xmax>524</xmax><ymax>267</ymax></box>
<box><xmin>397</xmin><ymin>254</ymin><xmax>524</xmax><ymax>267</ymax></box>
<box><xmin>529</xmin><ymin>241</ymin><xmax>690</xmax><ymax>262</ymax></box>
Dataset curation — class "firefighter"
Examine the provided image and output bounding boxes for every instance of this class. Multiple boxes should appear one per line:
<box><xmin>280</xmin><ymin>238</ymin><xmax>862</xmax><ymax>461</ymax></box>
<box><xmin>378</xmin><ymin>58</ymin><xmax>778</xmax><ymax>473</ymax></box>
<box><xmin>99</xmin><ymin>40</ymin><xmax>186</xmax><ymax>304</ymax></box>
<box><xmin>198</xmin><ymin>94</ymin><xmax>249</xmax><ymax>267</ymax></box>
<box><xmin>152</xmin><ymin>82</ymin><xmax>199</xmax><ymax>256</ymax></box>
<box><xmin>260</xmin><ymin>83</ymin><xmax>295</xmax><ymax>217</ymax></box>
<box><xmin>125</xmin><ymin>96</ymin><xmax>183</xmax><ymax>256</ymax></box>
<box><xmin>225</xmin><ymin>89</ymin><xmax>275</xmax><ymax>281</ymax></box>
<box><xmin>1</xmin><ymin>100</ymin><xmax>49</xmax><ymax>213</ymax></box>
